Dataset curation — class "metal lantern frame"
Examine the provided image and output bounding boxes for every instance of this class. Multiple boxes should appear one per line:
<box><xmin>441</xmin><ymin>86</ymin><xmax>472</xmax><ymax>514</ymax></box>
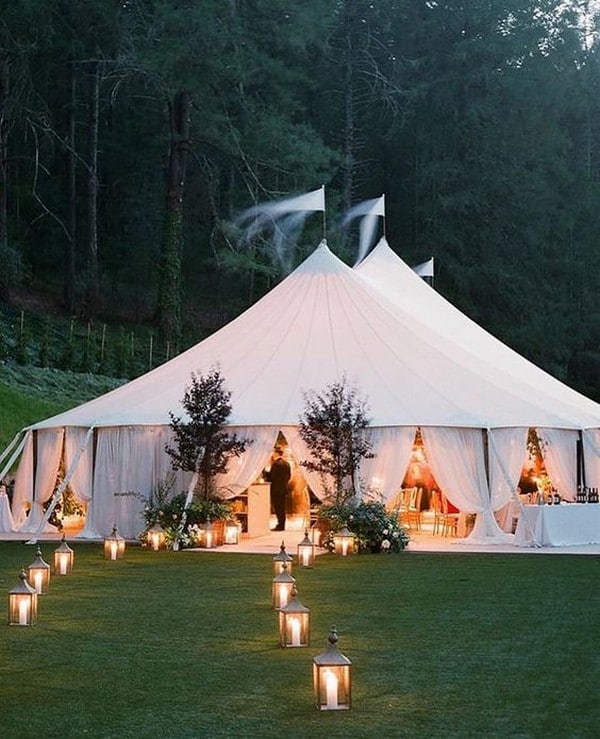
<box><xmin>104</xmin><ymin>526</ymin><xmax>126</xmax><ymax>560</ymax></box>
<box><xmin>8</xmin><ymin>570</ymin><xmax>38</xmax><ymax>626</ymax></box>
<box><xmin>27</xmin><ymin>547</ymin><xmax>51</xmax><ymax>595</ymax></box>
<box><xmin>147</xmin><ymin>523</ymin><xmax>166</xmax><ymax>551</ymax></box>
<box><xmin>297</xmin><ymin>530</ymin><xmax>315</xmax><ymax>568</ymax></box>
<box><xmin>224</xmin><ymin>518</ymin><xmax>242</xmax><ymax>545</ymax></box>
<box><xmin>273</xmin><ymin>540</ymin><xmax>293</xmax><ymax>575</ymax></box>
<box><xmin>278</xmin><ymin>585</ymin><xmax>310</xmax><ymax>647</ymax></box>
<box><xmin>312</xmin><ymin>626</ymin><xmax>352</xmax><ymax>711</ymax></box>
<box><xmin>54</xmin><ymin>535</ymin><xmax>74</xmax><ymax>575</ymax></box>
<box><xmin>272</xmin><ymin>563</ymin><xmax>296</xmax><ymax>609</ymax></box>
<box><xmin>333</xmin><ymin>525</ymin><xmax>355</xmax><ymax>556</ymax></box>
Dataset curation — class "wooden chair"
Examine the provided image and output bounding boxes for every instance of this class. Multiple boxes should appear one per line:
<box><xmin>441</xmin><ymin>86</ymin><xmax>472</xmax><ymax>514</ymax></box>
<box><xmin>440</xmin><ymin>494</ymin><xmax>460</xmax><ymax>537</ymax></box>
<box><xmin>405</xmin><ymin>487</ymin><xmax>423</xmax><ymax>531</ymax></box>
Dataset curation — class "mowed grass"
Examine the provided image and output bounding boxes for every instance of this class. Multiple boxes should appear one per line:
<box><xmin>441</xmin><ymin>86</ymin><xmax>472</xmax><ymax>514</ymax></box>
<box><xmin>0</xmin><ymin>544</ymin><xmax>599</xmax><ymax>739</ymax></box>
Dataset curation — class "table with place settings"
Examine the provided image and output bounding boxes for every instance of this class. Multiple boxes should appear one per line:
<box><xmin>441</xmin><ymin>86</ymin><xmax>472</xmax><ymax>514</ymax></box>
<box><xmin>514</xmin><ymin>503</ymin><xmax>600</xmax><ymax>547</ymax></box>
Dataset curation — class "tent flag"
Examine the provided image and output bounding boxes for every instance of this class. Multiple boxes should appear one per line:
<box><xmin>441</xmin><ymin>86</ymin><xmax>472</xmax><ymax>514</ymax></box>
<box><xmin>266</xmin><ymin>186</ymin><xmax>325</xmax><ymax>214</ymax></box>
<box><xmin>413</xmin><ymin>257</ymin><xmax>434</xmax><ymax>279</ymax></box>
<box><xmin>342</xmin><ymin>195</ymin><xmax>386</xmax><ymax>267</ymax></box>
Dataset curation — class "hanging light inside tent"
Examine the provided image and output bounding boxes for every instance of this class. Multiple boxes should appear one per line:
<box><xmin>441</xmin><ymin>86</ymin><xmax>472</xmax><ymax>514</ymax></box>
<box><xmin>27</xmin><ymin>547</ymin><xmax>51</xmax><ymax>595</ymax></box>
<box><xmin>54</xmin><ymin>535</ymin><xmax>74</xmax><ymax>575</ymax></box>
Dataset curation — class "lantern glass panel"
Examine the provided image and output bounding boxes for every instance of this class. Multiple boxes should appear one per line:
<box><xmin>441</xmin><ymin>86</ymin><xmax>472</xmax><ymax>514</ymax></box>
<box><xmin>314</xmin><ymin>664</ymin><xmax>351</xmax><ymax>710</ymax></box>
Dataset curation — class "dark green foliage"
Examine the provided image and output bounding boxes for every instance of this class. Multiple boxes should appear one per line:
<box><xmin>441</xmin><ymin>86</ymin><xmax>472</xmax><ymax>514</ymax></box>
<box><xmin>299</xmin><ymin>377</ymin><xmax>373</xmax><ymax>504</ymax></box>
<box><xmin>167</xmin><ymin>368</ymin><xmax>252</xmax><ymax>499</ymax></box>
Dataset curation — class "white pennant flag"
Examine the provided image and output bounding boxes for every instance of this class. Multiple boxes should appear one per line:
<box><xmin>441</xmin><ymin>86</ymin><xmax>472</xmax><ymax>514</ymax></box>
<box><xmin>262</xmin><ymin>186</ymin><xmax>325</xmax><ymax>215</ymax></box>
<box><xmin>413</xmin><ymin>257</ymin><xmax>434</xmax><ymax>278</ymax></box>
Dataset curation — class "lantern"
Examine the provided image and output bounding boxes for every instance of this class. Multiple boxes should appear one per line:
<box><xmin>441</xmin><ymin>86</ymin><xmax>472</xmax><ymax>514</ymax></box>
<box><xmin>333</xmin><ymin>526</ymin><xmax>355</xmax><ymax>556</ymax></box>
<box><xmin>297</xmin><ymin>530</ymin><xmax>315</xmax><ymax>568</ymax></box>
<box><xmin>312</xmin><ymin>626</ymin><xmax>352</xmax><ymax>710</ymax></box>
<box><xmin>147</xmin><ymin>523</ymin><xmax>166</xmax><ymax>551</ymax></box>
<box><xmin>272</xmin><ymin>562</ymin><xmax>296</xmax><ymax>609</ymax></box>
<box><xmin>54</xmin><ymin>535</ymin><xmax>74</xmax><ymax>575</ymax></box>
<box><xmin>278</xmin><ymin>585</ymin><xmax>310</xmax><ymax>647</ymax></box>
<box><xmin>224</xmin><ymin>519</ymin><xmax>241</xmax><ymax>545</ymax></box>
<box><xmin>8</xmin><ymin>570</ymin><xmax>38</xmax><ymax>626</ymax></box>
<box><xmin>104</xmin><ymin>526</ymin><xmax>126</xmax><ymax>560</ymax></box>
<box><xmin>198</xmin><ymin>519</ymin><xmax>217</xmax><ymax>549</ymax></box>
<box><xmin>273</xmin><ymin>540</ymin><xmax>293</xmax><ymax>575</ymax></box>
<box><xmin>27</xmin><ymin>546</ymin><xmax>51</xmax><ymax>595</ymax></box>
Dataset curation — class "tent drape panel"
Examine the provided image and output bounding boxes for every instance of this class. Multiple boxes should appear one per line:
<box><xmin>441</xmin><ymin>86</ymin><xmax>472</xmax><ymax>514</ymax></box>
<box><xmin>93</xmin><ymin>426</ymin><xmax>163</xmax><ymax>538</ymax></box>
<box><xmin>18</xmin><ymin>429</ymin><xmax>63</xmax><ymax>534</ymax></box>
<box><xmin>489</xmin><ymin>427</ymin><xmax>529</xmax><ymax>510</ymax></box>
<box><xmin>423</xmin><ymin>426</ymin><xmax>509</xmax><ymax>542</ymax></box>
<box><xmin>583</xmin><ymin>429</ymin><xmax>600</xmax><ymax>487</ymax></box>
<box><xmin>64</xmin><ymin>427</ymin><xmax>93</xmax><ymax>505</ymax></box>
<box><xmin>12</xmin><ymin>430</ymin><xmax>33</xmax><ymax>528</ymax></box>
<box><xmin>215</xmin><ymin>426</ymin><xmax>279</xmax><ymax>497</ymax></box>
<box><xmin>281</xmin><ymin>426</ymin><xmax>327</xmax><ymax>501</ymax></box>
<box><xmin>361</xmin><ymin>426</ymin><xmax>416</xmax><ymax>502</ymax></box>
<box><xmin>537</xmin><ymin>428</ymin><xmax>578</xmax><ymax>501</ymax></box>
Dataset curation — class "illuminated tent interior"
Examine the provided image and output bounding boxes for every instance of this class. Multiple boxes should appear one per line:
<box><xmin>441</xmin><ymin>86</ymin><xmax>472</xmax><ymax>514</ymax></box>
<box><xmin>4</xmin><ymin>239</ymin><xmax>600</xmax><ymax>542</ymax></box>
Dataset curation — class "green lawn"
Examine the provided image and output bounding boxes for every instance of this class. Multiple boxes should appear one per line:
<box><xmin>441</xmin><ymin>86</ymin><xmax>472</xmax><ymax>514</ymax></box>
<box><xmin>0</xmin><ymin>544</ymin><xmax>599</xmax><ymax>738</ymax></box>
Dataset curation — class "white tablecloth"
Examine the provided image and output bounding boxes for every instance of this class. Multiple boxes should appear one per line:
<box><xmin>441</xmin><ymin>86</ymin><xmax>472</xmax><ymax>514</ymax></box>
<box><xmin>0</xmin><ymin>492</ymin><xmax>16</xmax><ymax>532</ymax></box>
<box><xmin>514</xmin><ymin>503</ymin><xmax>600</xmax><ymax>547</ymax></box>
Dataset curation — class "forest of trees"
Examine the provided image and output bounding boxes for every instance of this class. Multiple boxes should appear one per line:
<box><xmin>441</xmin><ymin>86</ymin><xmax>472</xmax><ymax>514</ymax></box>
<box><xmin>0</xmin><ymin>1</ymin><xmax>599</xmax><ymax>398</ymax></box>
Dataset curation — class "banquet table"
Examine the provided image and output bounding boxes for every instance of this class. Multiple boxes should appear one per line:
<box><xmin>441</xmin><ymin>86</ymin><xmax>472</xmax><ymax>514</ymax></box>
<box><xmin>0</xmin><ymin>490</ymin><xmax>16</xmax><ymax>532</ymax></box>
<box><xmin>514</xmin><ymin>503</ymin><xmax>600</xmax><ymax>547</ymax></box>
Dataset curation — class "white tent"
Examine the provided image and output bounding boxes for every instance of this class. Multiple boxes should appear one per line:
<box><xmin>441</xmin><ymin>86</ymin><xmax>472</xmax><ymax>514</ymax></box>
<box><xmin>6</xmin><ymin>239</ymin><xmax>600</xmax><ymax>541</ymax></box>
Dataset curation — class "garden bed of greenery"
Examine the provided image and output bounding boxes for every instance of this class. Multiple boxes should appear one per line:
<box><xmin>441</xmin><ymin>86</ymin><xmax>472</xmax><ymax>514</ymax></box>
<box><xmin>1</xmin><ymin>542</ymin><xmax>598</xmax><ymax>738</ymax></box>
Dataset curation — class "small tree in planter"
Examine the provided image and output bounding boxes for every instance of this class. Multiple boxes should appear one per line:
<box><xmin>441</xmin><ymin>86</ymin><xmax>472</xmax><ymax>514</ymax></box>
<box><xmin>166</xmin><ymin>369</ymin><xmax>251</xmax><ymax>538</ymax></box>
<box><xmin>299</xmin><ymin>376</ymin><xmax>374</xmax><ymax>507</ymax></box>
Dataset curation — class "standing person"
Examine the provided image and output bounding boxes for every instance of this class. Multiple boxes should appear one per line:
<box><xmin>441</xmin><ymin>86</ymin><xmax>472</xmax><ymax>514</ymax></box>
<box><xmin>264</xmin><ymin>447</ymin><xmax>291</xmax><ymax>531</ymax></box>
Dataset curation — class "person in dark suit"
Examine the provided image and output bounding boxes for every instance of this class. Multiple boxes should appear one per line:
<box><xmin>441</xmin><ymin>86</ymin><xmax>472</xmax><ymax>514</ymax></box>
<box><xmin>264</xmin><ymin>447</ymin><xmax>291</xmax><ymax>531</ymax></box>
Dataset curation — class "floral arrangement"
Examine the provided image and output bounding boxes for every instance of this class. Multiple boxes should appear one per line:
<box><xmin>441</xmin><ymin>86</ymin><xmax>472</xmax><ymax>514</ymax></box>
<box><xmin>318</xmin><ymin>499</ymin><xmax>409</xmax><ymax>553</ymax></box>
<box><xmin>139</xmin><ymin>475</ymin><xmax>234</xmax><ymax>549</ymax></box>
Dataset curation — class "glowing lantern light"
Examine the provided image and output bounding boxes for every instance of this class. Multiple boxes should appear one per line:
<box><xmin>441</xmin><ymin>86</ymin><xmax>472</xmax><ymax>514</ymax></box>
<box><xmin>54</xmin><ymin>535</ymin><xmax>74</xmax><ymax>575</ymax></box>
<box><xmin>104</xmin><ymin>526</ymin><xmax>126</xmax><ymax>560</ymax></box>
<box><xmin>198</xmin><ymin>519</ymin><xmax>217</xmax><ymax>549</ymax></box>
<box><xmin>278</xmin><ymin>585</ymin><xmax>310</xmax><ymax>647</ymax></box>
<box><xmin>8</xmin><ymin>569</ymin><xmax>38</xmax><ymax>626</ymax></box>
<box><xmin>312</xmin><ymin>626</ymin><xmax>352</xmax><ymax>710</ymax></box>
<box><xmin>27</xmin><ymin>546</ymin><xmax>51</xmax><ymax>595</ymax></box>
<box><xmin>273</xmin><ymin>540</ymin><xmax>293</xmax><ymax>575</ymax></box>
<box><xmin>224</xmin><ymin>519</ymin><xmax>241</xmax><ymax>545</ymax></box>
<box><xmin>297</xmin><ymin>530</ymin><xmax>315</xmax><ymax>568</ymax></box>
<box><xmin>333</xmin><ymin>526</ymin><xmax>355</xmax><ymax>556</ymax></box>
<box><xmin>147</xmin><ymin>523</ymin><xmax>166</xmax><ymax>551</ymax></box>
<box><xmin>272</xmin><ymin>562</ymin><xmax>295</xmax><ymax>610</ymax></box>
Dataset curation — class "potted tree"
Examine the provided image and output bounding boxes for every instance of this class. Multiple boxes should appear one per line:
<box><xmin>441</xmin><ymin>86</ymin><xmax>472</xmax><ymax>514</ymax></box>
<box><xmin>166</xmin><ymin>368</ymin><xmax>252</xmax><ymax>545</ymax></box>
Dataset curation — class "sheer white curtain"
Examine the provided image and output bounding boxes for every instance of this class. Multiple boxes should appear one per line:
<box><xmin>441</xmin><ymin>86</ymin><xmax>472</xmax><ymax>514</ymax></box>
<box><xmin>423</xmin><ymin>426</ymin><xmax>510</xmax><ymax>543</ymax></box>
<box><xmin>361</xmin><ymin>426</ymin><xmax>416</xmax><ymax>503</ymax></box>
<box><xmin>11</xmin><ymin>430</ymin><xmax>33</xmax><ymax>528</ymax></box>
<box><xmin>281</xmin><ymin>426</ymin><xmax>326</xmax><ymax>500</ymax></box>
<box><xmin>216</xmin><ymin>426</ymin><xmax>280</xmax><ymax>497</ymax></box>
<box><xmin>488</xmin><ymin>427</ymin><xmax>529</xmax><ymax>510</ymax></box>
<box><xmin>537</xmin><ymin>428</ymin><xmax>578</xmax><ymax>501</ymax></box>
<box><xmin>19</xmin><ymin>429</ymin><xmax>63</xmax><ymax>533</ymax></box>
<box><xmin>93</xmin><ymin>426</ymin><xmax>156</xmax><ymax>538</ymax></box>
<box><xmin>65</xmin><ymin>427</ymin><xmax>93</xmax><ymax>506</ymax></box>
<box><xmin>583</xmin><ymin>429</ymin><xmax>600</xmax><ymax>488</ymax></box>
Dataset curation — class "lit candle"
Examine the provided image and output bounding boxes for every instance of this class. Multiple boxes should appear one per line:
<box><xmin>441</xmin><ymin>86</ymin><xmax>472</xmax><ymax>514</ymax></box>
<box><xmin>33</xmin><ymin>572</ymin><xmax>43</xmax><ymax>594</ymax></box>
<box><xmin>324</xmin><ymin>669</ymin><xmax>338</xmax><ymax>709</ymax></box>
<box><xmin>110</xmin><ymin>541</ymin><xmax>118</xmax><ymax>560</ymax></box>
<box><xmin>151</xmin><ymin>534</ymin><xmax>159</xmax><ymax>551</ymax></box>
<box><xmin>58</xmin><ymin>555</ymin><xmax>67</xmax><ymax>575</ymax></box>
<box><xmin>290</xmin><ymin>617</ymin><xmax>301</xmax><ymax>646</ymax></box>
<box><xmin>300</xmin><ymin>549</ymin><xmax>310</xmax><ymax>567</ymax></box>
<box><xmin>19</xmin><ymin>599</ymin><xmax>29</xmax><ymax>625</ymax></box>
<box><xmin>206</xmin><ymin>531</ymin><xmax>213</xmax><ymax>548</ymax></box>
<box><xmin>279</xmin><ymin>584</ymin><xmax>289</xmax><ymax>608</ymax></box>
<box><xmin>341</xmin><ymin>539</ymin><xmax>348</xmax><ymax>556</ymax></box>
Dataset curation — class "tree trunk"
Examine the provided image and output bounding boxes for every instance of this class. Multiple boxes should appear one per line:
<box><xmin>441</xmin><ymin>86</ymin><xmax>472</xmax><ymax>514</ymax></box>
<box><xmin>84</xmin><ymin>61</ymin><xmax>100</xmax><ymax>315</ymax></box>
<box><xmin>0</xmin><ymin>55</ymin><xmax>9</xmax><ymax>253</ymax></box>
<box><xmin>65</xmin><ymin>60</ymin><xmax>77</xmax><ymax>312</ymax></box>
<box><xmin>157</xmin><ymin>89</ymin><xmax>191</xmax><ymax>346</ymax></box>
<box><xmin>341</xmin><ymin>0</ymin><xmax>355</xmax><ymax>214</ymax></box>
